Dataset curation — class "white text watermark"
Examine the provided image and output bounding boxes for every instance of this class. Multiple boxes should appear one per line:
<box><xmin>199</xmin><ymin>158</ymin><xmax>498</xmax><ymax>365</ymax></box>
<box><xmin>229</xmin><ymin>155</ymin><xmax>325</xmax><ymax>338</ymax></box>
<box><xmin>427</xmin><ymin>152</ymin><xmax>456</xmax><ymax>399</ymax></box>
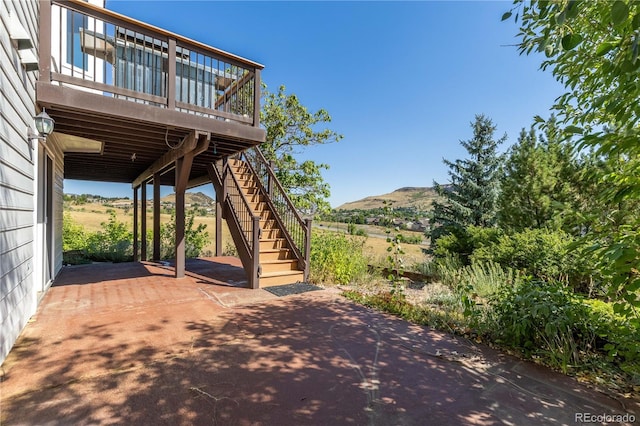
<box><xmin>575</xmin><ymin>412</ymin><xmax>636</xmax><ymax>423</ymax></box>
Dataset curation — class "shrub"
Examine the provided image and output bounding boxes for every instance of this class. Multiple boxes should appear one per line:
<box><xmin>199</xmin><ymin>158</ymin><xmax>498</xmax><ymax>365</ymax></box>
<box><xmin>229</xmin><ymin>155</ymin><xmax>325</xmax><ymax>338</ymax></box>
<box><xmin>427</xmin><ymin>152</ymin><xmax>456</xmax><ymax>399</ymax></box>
<box><xmin>432</xmin><ymin>225</ymin><xmax>501</xmax><ymax>264</ymax></box>
<box><xmin>398</xmin><ymin>234</ymin><xmax>423</xmax><ymax>245</ymax></box>
<box><xmin>86</xmin><ymin>211</ymin><xmax>133</xmax><ymax>262</ymax></box>
<box><xmin>222</xmin><ymin>241</ymin><xmax>238</xmax><ymax>257</ymax></box>
<box><xmin>584</xmin><ymin>299</ymin><xmax>640</xmax><ymax>369</ymax></box>
<box><xmin>62</xmin><ymin>213</ymin><xmax>88</xmax><ymax>252</ymax></box>
<box><xmin>159</xmin><ymin>212</ymin><xmax>209</xmax><ymax>260</ymax></box>
<box><xmin>309</xmin><ymin>232</ymin><xmax>369</xmax><ymax>285</ymax></box>
<box><xmin>347</xmin><ymin>222</ymin><xmax>368</xmax><ymax>237</ymax></box>
<box><xmin>489</xmin><ymin>279</ymin><xmax>596</xmax><ymax>373</ymax></box>
<box><xmin>471</xmin><ymin>228</ymin><xmax>577</xmax><ymax>282</ymax></box>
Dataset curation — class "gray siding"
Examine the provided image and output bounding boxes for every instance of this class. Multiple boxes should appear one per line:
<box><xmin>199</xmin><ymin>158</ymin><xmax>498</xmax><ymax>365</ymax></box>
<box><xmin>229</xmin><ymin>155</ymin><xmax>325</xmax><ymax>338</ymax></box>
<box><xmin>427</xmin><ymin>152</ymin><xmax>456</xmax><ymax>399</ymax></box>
<box><xmin>0</xmin><ymin>0</ymin><xmax>39</xmax><ymax>364</ymax></box>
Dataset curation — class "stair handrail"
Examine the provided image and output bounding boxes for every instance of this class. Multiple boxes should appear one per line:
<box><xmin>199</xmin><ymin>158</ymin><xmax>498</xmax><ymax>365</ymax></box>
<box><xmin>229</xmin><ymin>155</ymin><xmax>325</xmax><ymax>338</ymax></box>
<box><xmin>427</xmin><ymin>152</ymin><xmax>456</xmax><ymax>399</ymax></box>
<box><xmin>221</xmin><ymin>160</ymin><xmax>261</xmax><ymax>256</ymax></box>
<box><xmin>240</xmin><ymin>147</ymin><xmax>311</xmax><ymax>273</ymax></box>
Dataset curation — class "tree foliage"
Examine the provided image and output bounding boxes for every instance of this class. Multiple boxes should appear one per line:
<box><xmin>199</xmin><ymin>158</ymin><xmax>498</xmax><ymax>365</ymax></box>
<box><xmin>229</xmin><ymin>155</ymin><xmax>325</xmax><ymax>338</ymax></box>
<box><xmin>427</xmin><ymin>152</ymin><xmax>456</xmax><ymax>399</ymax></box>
<box><xmin>260</xmin><ymin>84</ymin><xmax>343</xmax><ymax>215</ymax></box>
<box><xmin>510</xmin><ymin>0</ymin><xmax>640</xmax><ymax>320</ymax></box>
<box><xmin>431</xmin><ymin>114</ymin><xmax>506</xmax><ymax>244</ymax></box>
<box><xmin>159</xmin><ymin>212</ymin><xmax>209</xmax><ymax>260</ymax></box>
<box><xmin>498</xmin><ymin>116</ymin><xmax>575</xmax><ymax>231</ymax></box>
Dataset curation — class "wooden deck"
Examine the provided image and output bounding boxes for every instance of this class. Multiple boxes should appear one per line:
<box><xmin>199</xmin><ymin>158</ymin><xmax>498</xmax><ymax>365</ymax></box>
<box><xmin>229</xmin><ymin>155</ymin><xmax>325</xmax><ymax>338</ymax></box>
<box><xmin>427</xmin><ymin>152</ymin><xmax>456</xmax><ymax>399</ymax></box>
<box><xmin>38</xmin><ymin>0</ymin><xmax>265</xmax><ymax>186</ymax></box>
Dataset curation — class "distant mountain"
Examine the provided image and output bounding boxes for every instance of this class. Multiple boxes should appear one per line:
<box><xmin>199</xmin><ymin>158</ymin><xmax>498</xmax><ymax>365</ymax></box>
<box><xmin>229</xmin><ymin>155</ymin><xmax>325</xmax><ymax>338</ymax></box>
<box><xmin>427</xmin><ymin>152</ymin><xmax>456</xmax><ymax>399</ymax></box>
<box><xmin>336</xmin><ymin>186</ymin><xmax>444</xmax><ymax>210</ymax></box>
<box><xmin>160</xmin><ymin>191</ymin><xmax>215</xmax><ymax>205</ymax></box>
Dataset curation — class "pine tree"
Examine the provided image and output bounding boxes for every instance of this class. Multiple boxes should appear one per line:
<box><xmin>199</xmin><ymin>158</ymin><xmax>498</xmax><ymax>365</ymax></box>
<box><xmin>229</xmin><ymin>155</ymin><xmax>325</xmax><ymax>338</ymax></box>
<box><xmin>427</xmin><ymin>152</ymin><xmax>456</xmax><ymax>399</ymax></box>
<box><xmin>430</xmin><ymin>114</ymin><xmax>505</xmax><ymax>244</ymax></box>
<box><xmin>498</xmin><ymin>117</ymin><xmax>575</xmax><ymax>231</ymax></box>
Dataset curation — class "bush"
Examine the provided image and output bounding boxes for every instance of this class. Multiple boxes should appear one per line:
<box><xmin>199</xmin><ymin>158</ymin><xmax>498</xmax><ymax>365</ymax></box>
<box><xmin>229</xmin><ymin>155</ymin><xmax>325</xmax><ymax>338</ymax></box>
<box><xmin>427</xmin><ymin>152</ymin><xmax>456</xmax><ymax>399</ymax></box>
<box><xmin>584</xmin><ymin>299</ymin><xmax>640</xmax><ymax>369</ymax></box>
<box><xmin>471</xmin><ymin>228</ymin><xmax>577</xmax><ymax>282</ymax></box>
<box><xmin>432</xmin><ymin>225</ymin><xmax>501</xmax><ymax>264</ymax></box>
<box><xmin>398</xmin><ymin>234</ymin><xmax>423</xmax><ymax>245</ymax></box>
<box><xmin>86</xmin><ymin>211</ymin><xmax>133</xmax><ymax>262</ymax></box>
<box><xmin>309</xmin><ymin>232</ymin><xmax>369</xmax><ymax>285</ymax></box>
<box><xmin>62</xmin><ymin>213</ymin><xmax>88</xmax><ymax>252</ymax></box>
<box><xmin>489</xmin><ymin>279</ymin><xmax>596</xmax><ymax>373</ymax></box>
<box><xmin>159</xmin><ymin>212</ymin><xmax>209</xmax><ymax>260</ymax></box>
<box><xmin>347</xmin><ymin>222</ymin><xmax>368</xmax><ymax>237</ymax></box>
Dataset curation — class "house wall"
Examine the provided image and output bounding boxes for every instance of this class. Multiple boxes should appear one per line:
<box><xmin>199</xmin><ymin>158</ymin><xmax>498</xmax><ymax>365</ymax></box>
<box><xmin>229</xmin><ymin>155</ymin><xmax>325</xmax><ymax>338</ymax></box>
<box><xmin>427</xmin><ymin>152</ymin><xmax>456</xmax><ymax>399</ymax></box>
<box><xmin>0</xmin><ymin>0</ymin><xmax>39</xmax><ymax>364</ymax></box>
<box><xmin>0</xmin><ymin>0</ymin><xmax>66</xmax><ymax>365</ymax></box>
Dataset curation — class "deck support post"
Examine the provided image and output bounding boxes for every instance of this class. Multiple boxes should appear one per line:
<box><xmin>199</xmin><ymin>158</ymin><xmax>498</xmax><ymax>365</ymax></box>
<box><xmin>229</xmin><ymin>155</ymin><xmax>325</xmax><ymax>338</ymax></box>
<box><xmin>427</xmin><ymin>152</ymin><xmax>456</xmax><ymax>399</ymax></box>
<box><xmin>153</xmin><ymin>173</ymin><xmax>161</xmax><ymax>261</ymax></box>
<box><xmin>304</xmin><ymin>218</ymin><xmax>312</xmax><ymax>282</ymax></box>
<box><xmin>133</xmin><ymin>186</ymin><xmax>139</xmax><ymax>261</ymax></box>
<box><xmin>250</xmin><ymin>216</ymin><xmax>260</xmax><ymax>289</ymax></box>
<box><xmin>215</xmin><ymin>199</ymin><xmax>223</xmax><ymax>256</ymax></box>
<box><xmin>141</xmin><ymin>182</ymin><xmax>147</xmax><ymax>261</ymax></box>
<box><xmin>174</xmin><ymin>152</ymin><xmax>195</xmax><ymax>278</ymax></box>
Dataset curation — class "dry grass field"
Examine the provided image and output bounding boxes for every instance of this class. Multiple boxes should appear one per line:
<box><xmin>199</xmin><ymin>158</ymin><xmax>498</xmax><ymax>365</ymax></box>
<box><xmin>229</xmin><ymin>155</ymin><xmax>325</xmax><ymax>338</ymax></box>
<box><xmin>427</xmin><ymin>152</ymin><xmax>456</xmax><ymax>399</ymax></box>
<box><xmin>65</xmin><ymin>203</ymin><xmax>232</xmax><ymax>255</ymax></box>
<box><xmin>66</xmin><ymin>203</ymin><xmax>428</xmax><ymax>265</ymax></box>
<box><xmin>316</xmin><ymin>221</ymin><xmax>428</xmax><ymax>266</ymax></box>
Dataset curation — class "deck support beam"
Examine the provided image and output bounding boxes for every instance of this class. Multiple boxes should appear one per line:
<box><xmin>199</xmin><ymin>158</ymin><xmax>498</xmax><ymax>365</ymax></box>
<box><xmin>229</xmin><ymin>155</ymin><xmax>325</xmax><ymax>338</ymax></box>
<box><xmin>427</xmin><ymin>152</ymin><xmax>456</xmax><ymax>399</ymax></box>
<box><xmin>174</xmin><ymin>152</ymin><xmax>195</xmax><ymax>278</ymax></box>
<box><xmin>153</xmin><ymin>173</ymin><xmax>161</xmax><ymax>261</ymax></box>
<box><xmin>133</xmin><ymin>186</ymin><xmax>139</xmax><ymax>261</ymax></box>
<box><xmin>141</xmin><ymin>183</ymin><xmax>147</xmax><ymax>261</ymax></box>
<box><xmin>132</xmin><ymin>130</ymin><xmax>210</xmax><ymax>189</ymax></box>
<box><xmin>171</xmin><ymin>131</ymin><xmax>210</xmax><ymax>278</ymax></box>
<box><xmin>216</xmin><ymin>199</ymin><xmax>223</xmax><ymax>256</ymax></box>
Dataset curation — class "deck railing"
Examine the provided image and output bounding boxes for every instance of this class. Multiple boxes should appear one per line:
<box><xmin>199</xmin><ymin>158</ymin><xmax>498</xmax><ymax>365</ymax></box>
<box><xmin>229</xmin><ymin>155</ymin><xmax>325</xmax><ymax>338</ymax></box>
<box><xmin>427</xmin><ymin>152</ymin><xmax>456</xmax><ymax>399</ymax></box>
<box><xmin>215</xmin><ymin>160</ymin><xmax>259</xmax><ymax>254</ymax></box>
<box><xmin>240</xmin><ymin>147</ymin><xmax>312</xmax><ymax>276</ymax></box>
<box><xmin>41</xmin><ymin>0</ymin><xmax>262</xmax><ymax>127</ymax></box>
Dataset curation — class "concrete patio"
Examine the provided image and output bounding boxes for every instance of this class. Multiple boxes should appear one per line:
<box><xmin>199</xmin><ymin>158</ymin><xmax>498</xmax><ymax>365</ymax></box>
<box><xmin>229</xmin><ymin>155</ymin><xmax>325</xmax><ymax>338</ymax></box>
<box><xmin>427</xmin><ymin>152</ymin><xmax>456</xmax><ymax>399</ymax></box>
<box><xmin>1</xmin><ymin>259</ymin><xmax>637</xmax><ymax>425</ymax></box>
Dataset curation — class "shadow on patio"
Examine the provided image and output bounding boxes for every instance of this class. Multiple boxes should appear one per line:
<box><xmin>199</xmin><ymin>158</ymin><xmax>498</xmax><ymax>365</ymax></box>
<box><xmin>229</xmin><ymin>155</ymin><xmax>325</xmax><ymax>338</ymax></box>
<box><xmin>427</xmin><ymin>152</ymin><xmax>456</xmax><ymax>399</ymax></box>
<box><xmin>1</xmin><ymin>261</ymin><xmax>637</xmax><ymax>425</ymax></box>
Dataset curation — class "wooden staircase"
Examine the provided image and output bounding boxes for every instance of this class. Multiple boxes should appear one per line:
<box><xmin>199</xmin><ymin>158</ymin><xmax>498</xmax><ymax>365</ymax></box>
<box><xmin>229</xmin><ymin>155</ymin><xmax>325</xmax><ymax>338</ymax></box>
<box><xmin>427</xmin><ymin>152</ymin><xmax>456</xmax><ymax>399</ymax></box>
<box><xmin>208</xmin><ymin>150</ymin><xmax>311</xmax><ymax>289</ymax></box>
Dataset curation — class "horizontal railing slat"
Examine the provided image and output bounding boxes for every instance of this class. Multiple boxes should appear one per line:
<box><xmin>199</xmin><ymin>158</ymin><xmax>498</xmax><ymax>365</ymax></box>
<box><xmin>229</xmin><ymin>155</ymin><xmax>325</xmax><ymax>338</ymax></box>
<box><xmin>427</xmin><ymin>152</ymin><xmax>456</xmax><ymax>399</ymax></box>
<box><xmin>52</xmin><ymin>73</ymin><xmax>168</xmax><ymax>105</ymax></box>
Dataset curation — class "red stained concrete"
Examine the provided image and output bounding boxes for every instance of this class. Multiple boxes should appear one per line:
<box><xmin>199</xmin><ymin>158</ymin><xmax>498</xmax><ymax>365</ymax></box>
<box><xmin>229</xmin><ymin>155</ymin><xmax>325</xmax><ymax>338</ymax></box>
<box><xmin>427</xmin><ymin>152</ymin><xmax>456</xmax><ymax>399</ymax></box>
<box><xmin>1</xmin><ymin>258</ymin><xmax>638</xmax><ymax>425</ymax></box>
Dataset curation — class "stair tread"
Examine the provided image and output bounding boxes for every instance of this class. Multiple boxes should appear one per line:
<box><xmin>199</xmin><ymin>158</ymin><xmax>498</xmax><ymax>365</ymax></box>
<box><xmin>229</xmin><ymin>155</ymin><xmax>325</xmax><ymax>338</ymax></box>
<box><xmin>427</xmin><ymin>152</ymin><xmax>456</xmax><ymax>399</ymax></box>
<box><xmin>261</xmin><ymin>258</ymin><xmax>297</xmax><ymax>264</ymax></box>
<box><xmin>260</xmin><ymin>248</ymin><xmax>291</xmax><ymax>253</ymax></box>
<box><xmin>261</xmin><ymin>270</ymin><xmax>305</xmax><ymax>278</ymax></box>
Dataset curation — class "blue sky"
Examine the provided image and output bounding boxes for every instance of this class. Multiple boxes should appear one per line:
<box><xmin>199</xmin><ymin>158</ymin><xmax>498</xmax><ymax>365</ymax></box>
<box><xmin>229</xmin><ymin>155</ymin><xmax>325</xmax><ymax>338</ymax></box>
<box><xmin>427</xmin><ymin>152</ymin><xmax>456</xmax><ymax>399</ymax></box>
<box><xmin>65</xmin><ymin>0</ymin><xmax>564</xmax><ymax>208</ymax></box>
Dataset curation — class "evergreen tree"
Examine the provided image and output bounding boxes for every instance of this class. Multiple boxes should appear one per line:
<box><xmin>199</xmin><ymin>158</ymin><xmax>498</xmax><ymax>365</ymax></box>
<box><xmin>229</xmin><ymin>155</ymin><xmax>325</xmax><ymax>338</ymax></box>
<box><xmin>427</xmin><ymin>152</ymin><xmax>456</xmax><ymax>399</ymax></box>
<box><xmin>498</xmin><ymin>117</ymin><xmax>575</xmax><ymax>231</ymax></box>
<box><xmin>430</xmin><ymin>114</ymin><xmax>505</xmax><ymax>244</ymax></box>
<box><xmin>509</xmin><ymin>0</ymin><xmax>640</xmax><ymax>319</ymax></box>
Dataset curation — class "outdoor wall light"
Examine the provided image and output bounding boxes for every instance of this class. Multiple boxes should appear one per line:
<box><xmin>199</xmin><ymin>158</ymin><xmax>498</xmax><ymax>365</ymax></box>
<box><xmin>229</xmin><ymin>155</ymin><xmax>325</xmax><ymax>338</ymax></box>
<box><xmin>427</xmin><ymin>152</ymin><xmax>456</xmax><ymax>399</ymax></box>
<box><xmin>28</xmin><ymin>109</ymin><xmax>55</xmax><ymax>145</ymax></box>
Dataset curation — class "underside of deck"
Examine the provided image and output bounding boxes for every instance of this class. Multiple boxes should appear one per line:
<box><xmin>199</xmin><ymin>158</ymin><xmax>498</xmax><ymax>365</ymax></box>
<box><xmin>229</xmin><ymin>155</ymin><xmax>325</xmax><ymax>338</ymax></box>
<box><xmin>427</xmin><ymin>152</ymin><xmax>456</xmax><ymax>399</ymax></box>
<box><xmin>38</xmin><ymin>82</ymin><xmax>264</xmax><ymax>186</ymax></box>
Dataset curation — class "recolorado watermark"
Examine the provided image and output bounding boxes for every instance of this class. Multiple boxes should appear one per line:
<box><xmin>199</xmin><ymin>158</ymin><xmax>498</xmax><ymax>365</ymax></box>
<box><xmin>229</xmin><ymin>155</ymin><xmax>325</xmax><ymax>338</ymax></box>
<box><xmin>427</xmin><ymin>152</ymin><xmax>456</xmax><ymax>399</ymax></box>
<box><xmin>575</xmin><ymin>412</ymin><xmax>636</xmax><ymax>423</ymax></box>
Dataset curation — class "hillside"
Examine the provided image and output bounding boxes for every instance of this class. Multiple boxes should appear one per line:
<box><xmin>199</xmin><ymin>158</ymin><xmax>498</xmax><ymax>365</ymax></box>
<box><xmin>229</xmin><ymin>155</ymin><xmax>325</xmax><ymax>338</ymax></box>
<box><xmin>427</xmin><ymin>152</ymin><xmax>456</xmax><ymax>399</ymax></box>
<box><xmin>336</xmin><ymin>186</ymin><xmax>442</xmax><ymax>210</ymax></box>
<box><xmin>160</xmin><ymin>191</ymin><xmax>215</xmax><ymax>205</ymax></box>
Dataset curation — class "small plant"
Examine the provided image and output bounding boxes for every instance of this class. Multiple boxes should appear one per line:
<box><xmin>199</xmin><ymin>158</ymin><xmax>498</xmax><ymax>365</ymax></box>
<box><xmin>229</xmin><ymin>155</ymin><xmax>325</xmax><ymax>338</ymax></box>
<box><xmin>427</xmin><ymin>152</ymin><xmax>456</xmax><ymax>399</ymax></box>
<box><xmin>347</xmin><ymin>222</ymin><xmax>368</xmax><ymax>237</ymax></box>
<box><xmin>383</xmin><ymin>200</ymin><xmax>405</xmax><ymax>294</ymax></box>
<box><xmin>222</xmin><ymin>241</ymin><xmax>238</xmax><ymax>257</ymax></box>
